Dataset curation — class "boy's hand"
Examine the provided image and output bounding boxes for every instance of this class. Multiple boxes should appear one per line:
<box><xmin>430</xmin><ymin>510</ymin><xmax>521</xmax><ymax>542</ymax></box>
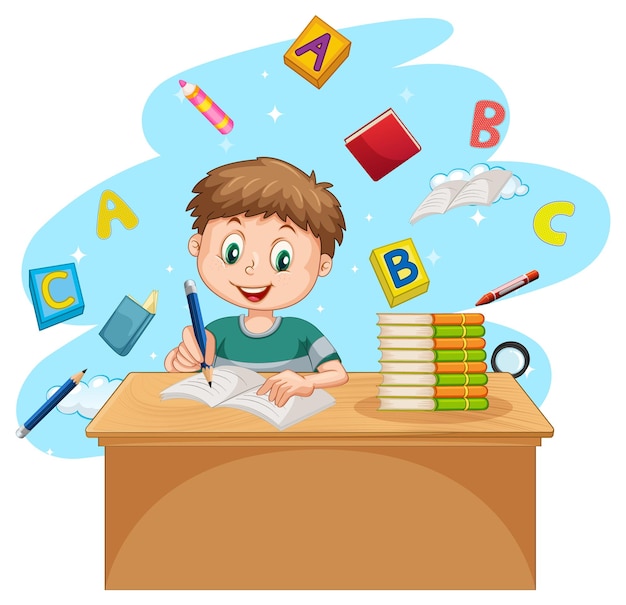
<box><xmin>257</xmin><ymin>371</ymin><xmax>314</xmax><ymax>408</ymax></box>
<box><xmin>164</xmin><ymin>326</ymin><xmax>216</xmax><ymax>372</ymax></box>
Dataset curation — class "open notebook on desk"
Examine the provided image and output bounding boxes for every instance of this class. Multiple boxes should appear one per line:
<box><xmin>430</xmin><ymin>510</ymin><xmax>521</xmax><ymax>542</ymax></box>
<box><xmin>160</xmin><ymin>365</ymin><xmax>335</xmax><ymax>430</ymax></box>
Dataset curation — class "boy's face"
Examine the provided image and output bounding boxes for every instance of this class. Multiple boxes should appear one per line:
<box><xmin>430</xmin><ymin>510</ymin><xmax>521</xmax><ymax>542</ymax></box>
<box><xmin>189</xmin><ymin>213</ymin><xmax>333</xmax><ymax>312</ymax></box>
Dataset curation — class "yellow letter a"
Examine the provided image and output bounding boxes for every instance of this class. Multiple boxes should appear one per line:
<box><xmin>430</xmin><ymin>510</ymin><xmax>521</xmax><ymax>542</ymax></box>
<box><xmin>96</xmin><ymin>189</ymin><xmax>139</xmax><ymax>239</ymax></box>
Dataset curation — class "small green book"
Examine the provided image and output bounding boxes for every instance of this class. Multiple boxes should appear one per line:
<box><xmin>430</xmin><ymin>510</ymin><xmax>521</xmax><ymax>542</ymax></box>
<box><xmin>380</xmin><ymin>373</ymin><xmax>488</xmax><ymax>387</ymax></box>
<box><xmin>378</xmin><ymin>324</ymin><xmax>485</xmax><ymax>338</ymax></box>
<box><xmin>378</xmin><ymin>397</ymin><xmax>489</xmax><ymax>411</ymax></box>
<box><xmin>379</xmin><ymin>349</ymin><xmax>487</xmax><ymax>362</ymax></box>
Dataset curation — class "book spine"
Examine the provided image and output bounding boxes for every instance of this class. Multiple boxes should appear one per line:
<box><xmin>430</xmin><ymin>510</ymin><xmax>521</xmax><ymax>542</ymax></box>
<box><xmin>377</xmin><ymin>397</ymin><xmax>489</xmax><ymax>411</ymax></box>
<box><xmin>433</xmin><ymin>385</ymin><xmax>488</xmax><ymax>398</ymax></box>
<box><xmin>380</xmin><ymin>373</ymin><xmax>488</xmax><ymax>387</ymax></box>
<box><xmin>376</xmin><ymin>313</ymin><xmax>484</xmax><ymax>326</ymax></box>
<box><xmin>433</xmin><ymin>350</ymin><xmax>487</xmax><ymax>362</ymax></box>
<box><xmin>432</xmin><ymin>337</ymin><xmax>485</xmax><ymax>350</ymax></box>
<box><xmin>435</xmin><ymin>373</ymin><xmax>488</xmax><ymax>386</ymax></box>
<box><xmin>432</xmin><ymin>325</ymin><xmax>485</xmax><ymax>338</ymax></box>
<box><xmin>433</xmin><ymin>397</ymin><xmax>489</xmax><ymax>411</ymax></box>
<box><xmin>433</xmin><ymin>361</ymin><xmax>488</xmax><ymax>373</ymax></box>
<box><xmin>431</xmin><ymin>313</ymin><xmax>484</xmax><ymax>325</ymax></box>
<box><xmin>378</xmin><ymin>385</ymin><xmax>488</xmax><ymax>397</ymax></box>
<box><xmin>379</xmin><ymin>337</ymin><xmax>485</xmax><ymax>350</ymax></box>
<box><xmin>379</xmin><ymin>361</ymin><xmax>488</xmax><ymax>373</ymax></box>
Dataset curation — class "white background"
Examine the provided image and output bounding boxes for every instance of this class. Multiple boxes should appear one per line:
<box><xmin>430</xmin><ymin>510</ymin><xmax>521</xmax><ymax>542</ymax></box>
<box><xmin>2</xmin><ymin>1</ymin><xmax>623</xmax><ymax>603</ymax></box>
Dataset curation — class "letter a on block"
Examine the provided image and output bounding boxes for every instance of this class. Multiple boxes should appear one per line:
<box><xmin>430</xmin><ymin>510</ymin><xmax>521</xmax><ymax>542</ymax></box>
<box><xmin>97</xmin><ymin>190</ymin><xmax>139</xmax><ymax>239</ymax></box>
<box><xmin>470</xmin><ymin>100</ymin><xmax>506</xmax><ymax>148</ymax></box>
<box><xmin>295</xmin><ymin>33</ymin><xmax>331</xmax><ymax>72</ymax></box>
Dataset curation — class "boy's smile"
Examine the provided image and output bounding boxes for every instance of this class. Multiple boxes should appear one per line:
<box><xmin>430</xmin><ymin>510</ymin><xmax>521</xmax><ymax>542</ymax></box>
<box><xmin>236</xmin><ymin>285</ymin><xmax>272</xmax><ymax>303</ymax></box>
<box><xmin>189</xmin><ymin>213</ymin><xmax>333</xmax><ymax>313</ymax></box>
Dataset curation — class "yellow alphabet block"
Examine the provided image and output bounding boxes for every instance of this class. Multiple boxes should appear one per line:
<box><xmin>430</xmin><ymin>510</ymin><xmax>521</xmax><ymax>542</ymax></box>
<box><xmin>369</xmin><ymin>238</ymin><xmax>430</xmax><ymax>307</ymax></box>
<box><xmin>283</xmin><ymin>16</ymin><xmax>351</xmax><ymax>88</ymax></box>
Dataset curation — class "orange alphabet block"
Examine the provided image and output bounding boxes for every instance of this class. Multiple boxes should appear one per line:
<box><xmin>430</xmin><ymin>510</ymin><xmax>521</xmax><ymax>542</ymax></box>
<box><xmin>284</xmin><ymin>16</ymin><xmax>351</xmax><ymax>88</ymax></box>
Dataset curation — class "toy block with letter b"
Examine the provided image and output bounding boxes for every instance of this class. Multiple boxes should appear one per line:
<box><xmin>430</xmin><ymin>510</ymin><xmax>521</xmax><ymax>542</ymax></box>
<box><xmin>284</xmin><ymin>16</ymin><xmax>351</xmax><ymax>88</ymax></box>
<box><xmin>369</xmin><ymin>238</ymin><xmax>430</xmax><ymax>307</ymax></box>
<box><xmin>28</xmin><ymin>263</ymin><xmax>85</xmax><ymax>329</ymax></box>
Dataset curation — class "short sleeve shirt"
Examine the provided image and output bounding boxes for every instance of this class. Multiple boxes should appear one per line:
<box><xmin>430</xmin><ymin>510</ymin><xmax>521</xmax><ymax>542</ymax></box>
<box><xmin>205</xmin><ymin>315</ymin><xmax>341</xmax><ymax>373</ymax></box>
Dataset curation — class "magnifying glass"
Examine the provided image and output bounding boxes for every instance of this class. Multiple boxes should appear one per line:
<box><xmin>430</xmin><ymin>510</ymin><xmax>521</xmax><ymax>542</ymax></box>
<box><xmin>490</xmin><ymin>341</ymin><xmax>530</xmax><ymax>378</ymax></box>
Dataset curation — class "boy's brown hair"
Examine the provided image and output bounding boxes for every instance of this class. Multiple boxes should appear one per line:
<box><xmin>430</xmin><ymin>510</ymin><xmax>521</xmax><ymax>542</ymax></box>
<box><xmin>187</xmin><ymin>157</ymin><xmax>346</xmax><ymax>257</ymax></box>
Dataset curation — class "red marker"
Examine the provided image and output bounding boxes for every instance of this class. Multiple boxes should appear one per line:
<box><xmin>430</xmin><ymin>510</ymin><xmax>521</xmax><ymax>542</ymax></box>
<box><xmin>475</xmin><ymin>270</ymin><xmax>539</xmax><ymax>306</ymax></box>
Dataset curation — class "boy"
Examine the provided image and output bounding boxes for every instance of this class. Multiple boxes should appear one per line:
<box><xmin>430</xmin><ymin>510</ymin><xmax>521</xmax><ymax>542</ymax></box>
<box><xmin>164</xmin><ymin>157</ymin><xmax>349</xmax><ymax>407</ymax></box>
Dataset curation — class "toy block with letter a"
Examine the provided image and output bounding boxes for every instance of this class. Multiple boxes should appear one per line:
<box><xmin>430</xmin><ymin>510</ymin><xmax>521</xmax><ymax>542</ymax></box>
<box><xmin>369</xmin><ymin>238</ymin><xmax>430</xmax><ymax>307</ymax></box>
<box><xmin>284</xmin><ymin>16</ymin><xmax>351</xmax><ymax>88</ymax></box>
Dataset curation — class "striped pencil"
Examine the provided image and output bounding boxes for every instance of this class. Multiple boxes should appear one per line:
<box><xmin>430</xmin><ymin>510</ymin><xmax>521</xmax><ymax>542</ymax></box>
<box><xmin>179</xmin><ymin>79</ymin><xmax>234</xmax><ymax>134</ymax></box>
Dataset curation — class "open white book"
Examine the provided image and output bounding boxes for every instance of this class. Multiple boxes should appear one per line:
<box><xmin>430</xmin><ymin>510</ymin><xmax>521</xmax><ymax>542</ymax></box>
<box><xmin>160</xmin><ymin>365</ymin><xmax>335</xmax><ymax>430</ymax></box>
<box><xmin>409</xmin><ymin>169</ymin><xmax>512</xmax><ymax>224</ymax></box>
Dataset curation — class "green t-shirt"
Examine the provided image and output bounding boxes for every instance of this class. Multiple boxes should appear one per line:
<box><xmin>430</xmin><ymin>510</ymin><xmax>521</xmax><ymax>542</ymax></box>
<box><xmin>206</xmin><ymin>315</ymin><xmax>340</xmax><ymax>372</ymax></box>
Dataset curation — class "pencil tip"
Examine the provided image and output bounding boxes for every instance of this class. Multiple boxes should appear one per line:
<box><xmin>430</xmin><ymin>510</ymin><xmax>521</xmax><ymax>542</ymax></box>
<box><xmin>82</xmin><ymin>369</ymin><xmax>87</xmax><ymax>373</ymax></box>
<box><xmin>179</xmin><ymin>79</ymin><xmax>186</xmax><ymax>87</ymax></box>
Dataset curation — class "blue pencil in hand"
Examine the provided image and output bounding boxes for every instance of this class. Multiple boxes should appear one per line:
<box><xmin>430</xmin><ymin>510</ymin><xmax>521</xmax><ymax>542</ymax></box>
<box><xmin>16</xmin><ymin>369</ymin><xmax>86</xmax><ymax>438</ymax></box>
<box><xmin>184</xmin><ymin>279</ymin><xmax>213</xmax><ymax>386</ymax></box>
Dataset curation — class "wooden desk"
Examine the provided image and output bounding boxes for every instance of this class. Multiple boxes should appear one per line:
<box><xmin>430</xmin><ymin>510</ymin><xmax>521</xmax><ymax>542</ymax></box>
<box><xmin>86</xmin><ymin>372</ymin><xmax>553</xmax><ymax>590</ymax></box>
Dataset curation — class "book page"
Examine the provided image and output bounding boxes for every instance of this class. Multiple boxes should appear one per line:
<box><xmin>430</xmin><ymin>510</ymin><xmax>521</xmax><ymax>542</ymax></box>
<box><xmin>160</xmin><ymin>365</ymin><xmax>264</xmax><ymax>408</ymax></box>
<box><xmin>447</xmin><ymin>169</ymin><xmax>512</xmax><ymax>209</ymax></box>
<box><xmin>409</xmin><ymin>181</ymin><xmax>465</xmax><ymax>223</ymax></box>
<box><xmin>221</xmin><ymin>387</ymin><xmax>335</xmax><ymax>430</ymax></box>
<box><xmin>161</xmin><ymin>366</ymin><xmax>336</xmax><ymax>429</ymax></box>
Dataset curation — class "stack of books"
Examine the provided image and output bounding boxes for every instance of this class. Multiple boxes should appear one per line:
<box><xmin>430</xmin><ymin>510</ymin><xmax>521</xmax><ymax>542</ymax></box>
<box><xmin>376</xmin><ymin>313</ymin><xmax>489</xmax><ymax>411</ymax></box>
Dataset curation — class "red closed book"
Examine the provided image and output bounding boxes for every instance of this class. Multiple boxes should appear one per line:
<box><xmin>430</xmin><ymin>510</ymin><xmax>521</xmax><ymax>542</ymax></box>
<box><xmin>345</xmin><ymin>108</ymin><xmax>421</xmax><ymax>181</ymax></box>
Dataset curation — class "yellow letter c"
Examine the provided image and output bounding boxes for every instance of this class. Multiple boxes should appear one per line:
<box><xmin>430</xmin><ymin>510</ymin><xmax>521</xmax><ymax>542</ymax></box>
<box><xmin>41</xmin><ymin>271</ymin><xmax>75</xmax><ymax>309</ymax></box>
<box><xmin>533</xmin><ymin>201</ymin><xmax>575</xmax><ymax>246</ymax></box>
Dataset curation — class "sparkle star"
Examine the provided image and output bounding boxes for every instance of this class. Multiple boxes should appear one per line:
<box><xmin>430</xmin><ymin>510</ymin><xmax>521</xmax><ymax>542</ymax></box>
<box><xmin>166</xmin><ymin>265</ymin><xmax>174</xmax><ymax>273</ymax></box>
<box><xmin>150</xmin><ymin>352</ymin><xmax>157</xmax><ymax>360</ymax></box>
<box><xmin>524</xmin><ymin>366</ymin><xmax>535</xmax><ymax>378</ymax></box>
<box><xmin>400</xmin><ymin>87</ymin><xmax>414</xmax><ymax>103</ymax></box>
<box><xmin>470</xmin><ymin>210</ymin><xmax>486</xmax><ymax>226</ymax></box>
<box><xmin>174</xmin><ymin>88</ymin><xmax>186</xmax><ymax>102</ymax></box>
<box><xmin>219</xmin><ymin>137</ymin><xmax>234</xmax><ymax>153</ymax></box>
<box><xmin>351</xmin><ymin>265</ymin><xmax>359</xmax><ymax>273</ymax></box>
<box><xmin>261</xmin><ymin>70</ymin><xmax>269</xmax><ymax>79</ymax></box>
<box><xmin>267</xmin><ymin>105</ymin><xmax>283</xmax><ymax>123</ymax></box>
<box><xmin>47</xmin><ymin>449</ymin><xmax>53</xmax><ymax>456</ymax></box>
<box><xmin>71</xmin><ymin>246</ymin><xmax>86</xmax><ymax>264</ymax></box>
<box><xmin>317</xmin><ymin>305</ymin><xmax>324</xmax><ymax>313</ymax></box>
<box><xmin>427</xmin><ymin>249</ymin><xmax>441</xmax><ymax>265</ymax></box>
<box><xmin>365</xmin><ymin>213</ymin><xmax>373</xmax><ymax>222</ymax></box>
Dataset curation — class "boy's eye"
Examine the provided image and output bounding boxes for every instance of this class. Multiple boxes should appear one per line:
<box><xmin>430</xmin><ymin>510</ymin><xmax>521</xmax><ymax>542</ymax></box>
<box><xmin>221</xmin><ymin>233</ymin><xmax>243</xmax><ymax>265</ymax></box>
<box><xmin>270</xmin><ymin>241</ymin><xmax>293</xmax><ymax>272</ymax></box>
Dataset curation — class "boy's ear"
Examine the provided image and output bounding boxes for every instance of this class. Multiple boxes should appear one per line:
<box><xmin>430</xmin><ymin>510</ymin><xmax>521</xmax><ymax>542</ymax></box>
<box><xmin>319</xmin><ymin>254</ymin><xmax>333</xmax><ymax>277</ymax></box>
<box><xmin>188</xmin><ymin>234</ymin><xmax>202</xmax><ymax>257</ymax></box>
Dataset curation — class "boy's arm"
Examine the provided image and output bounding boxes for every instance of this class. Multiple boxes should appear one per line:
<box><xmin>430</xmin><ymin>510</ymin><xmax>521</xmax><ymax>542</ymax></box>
<box><xmin>164</xmin><ymin>325</ymin><xmax>216</xmax><ymax>372</ymax></box>
<box><xmin>256</xmin><ymin>359</ymin><xmax>349</xmax><ymax>408</ymax></box>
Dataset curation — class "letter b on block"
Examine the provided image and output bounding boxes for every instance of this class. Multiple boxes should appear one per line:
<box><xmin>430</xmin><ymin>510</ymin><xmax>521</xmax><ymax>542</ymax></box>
<box><xmin>470</xmin><ymin>100</ymin><xmax>506</xmax><ymax>148</ymax></box>
<box><xmin>383</xmin><ymin>248</ymin><xmax>419</xmax><ymax>289</ymax></box>
<box><xmin>370</xmin><ymin>238</ymin><xmax>430</xmax><ymax>307</ymax></box>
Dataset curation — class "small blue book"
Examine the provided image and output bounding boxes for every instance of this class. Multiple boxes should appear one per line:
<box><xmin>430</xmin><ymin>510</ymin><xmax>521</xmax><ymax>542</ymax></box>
<box><xmin>99</xmin><ymin>290</ymin><xmax>158</xmax><ymax>356</ymax></box>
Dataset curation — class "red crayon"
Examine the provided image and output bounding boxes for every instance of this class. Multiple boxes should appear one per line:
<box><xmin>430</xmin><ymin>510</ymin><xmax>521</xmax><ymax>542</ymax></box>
<box><xmin>475</xmin><ymin>270</ymin><xmax>539</xmax><ymax>306</ymax></box>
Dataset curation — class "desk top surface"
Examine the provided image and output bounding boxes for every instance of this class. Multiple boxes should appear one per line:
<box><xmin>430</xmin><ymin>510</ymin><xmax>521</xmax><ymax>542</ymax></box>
<box><xmin>86</xmin><ymin>372</ymin><xmax>553</xmax><ymax>444</ymax></box>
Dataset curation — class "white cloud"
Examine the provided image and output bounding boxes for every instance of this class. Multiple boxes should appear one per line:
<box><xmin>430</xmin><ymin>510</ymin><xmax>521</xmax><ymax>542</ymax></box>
<box><xmin>50</xmin><ymin>375</ymin><xmax>122</xmax><ymax>419</ymax></box>
<box><xmin>429</xmin><ymin>163</ymin><xmax>529</xmax><ymax>202</ymax></box>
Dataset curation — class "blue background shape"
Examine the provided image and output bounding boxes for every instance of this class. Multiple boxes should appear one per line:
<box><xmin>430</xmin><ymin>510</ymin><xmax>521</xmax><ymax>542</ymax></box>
<box><xmin>18</xmin><ymin>18</ymin><xmax>609</xmax><ymax>458</ymax></box>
